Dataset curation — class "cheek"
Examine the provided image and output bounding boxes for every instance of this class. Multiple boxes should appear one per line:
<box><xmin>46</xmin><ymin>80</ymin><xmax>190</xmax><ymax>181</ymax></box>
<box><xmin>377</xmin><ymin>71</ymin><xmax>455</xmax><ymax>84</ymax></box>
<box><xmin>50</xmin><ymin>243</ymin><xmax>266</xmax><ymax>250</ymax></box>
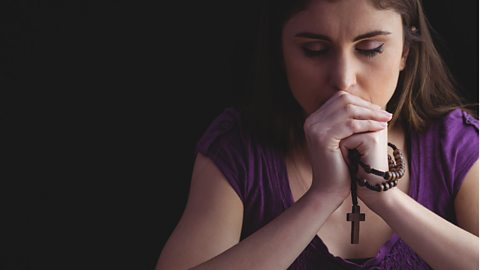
<box><xmin>283</xmin><ymin>47</ymin><xmax>331</xmax><ymax>114</ymax></box>
<box><xmin>362</xmin><ymin>56</ymin><xmax>402</xmax><ymax>107</ymax></box>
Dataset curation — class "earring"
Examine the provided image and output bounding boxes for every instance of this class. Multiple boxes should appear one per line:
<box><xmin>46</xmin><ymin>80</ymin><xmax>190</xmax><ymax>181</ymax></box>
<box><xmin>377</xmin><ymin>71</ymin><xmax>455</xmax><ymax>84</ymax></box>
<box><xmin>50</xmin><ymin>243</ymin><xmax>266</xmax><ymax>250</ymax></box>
<box><xmin>410</xmin><ymin>26</ymin><xmax>418</xmax><ymax>35</ymax></box>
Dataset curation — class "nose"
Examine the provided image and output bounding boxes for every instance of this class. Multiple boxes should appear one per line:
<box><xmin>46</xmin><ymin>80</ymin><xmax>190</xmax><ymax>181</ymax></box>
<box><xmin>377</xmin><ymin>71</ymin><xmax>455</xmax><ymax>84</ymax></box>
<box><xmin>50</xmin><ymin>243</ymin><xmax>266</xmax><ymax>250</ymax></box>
<box><xmin>329</xmin><ymin>51</ymin><xmax>357</xmax><ymax>92</ymax></box>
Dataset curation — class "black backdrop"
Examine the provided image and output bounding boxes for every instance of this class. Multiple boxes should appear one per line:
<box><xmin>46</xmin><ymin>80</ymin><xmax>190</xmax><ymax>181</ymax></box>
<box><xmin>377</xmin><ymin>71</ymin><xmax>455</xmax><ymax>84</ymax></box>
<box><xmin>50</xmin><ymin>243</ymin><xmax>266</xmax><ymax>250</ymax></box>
<box><xmin>1</xmin><ymin>1</ymin><xmax>477</xmax><ymax>269</ymax></box>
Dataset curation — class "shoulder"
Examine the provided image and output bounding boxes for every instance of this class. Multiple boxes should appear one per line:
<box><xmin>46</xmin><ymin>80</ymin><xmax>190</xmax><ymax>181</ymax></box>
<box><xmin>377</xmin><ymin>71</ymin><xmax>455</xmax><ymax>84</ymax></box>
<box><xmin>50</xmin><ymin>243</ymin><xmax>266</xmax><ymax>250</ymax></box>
<box><xmin>195</xmin><ymin>107</ymin><xmax>248</xmax><ymax>155</ymax></box>
<box><xmin>437</xmin><ymin>108</ymin><xmax>478</xmax><ymax>134</ymax></box>
<box><xmin>420</xmin><ymin>108</ymin><xmax>479</xmax><ymax>195</ymax></box>
<box><xmin>194</xmin><ymin>107</ymin><xmax>252</xmax><ymax>202</ymax></box>
<box><xmin>431</xmin><ymin>108</ymin><xmax>478</xmax><ymax>157</ymax></box>
<box><xmin>421</xmin><ymin>108</ymin><xmax>478</xmax><ymax>145</ymax></box>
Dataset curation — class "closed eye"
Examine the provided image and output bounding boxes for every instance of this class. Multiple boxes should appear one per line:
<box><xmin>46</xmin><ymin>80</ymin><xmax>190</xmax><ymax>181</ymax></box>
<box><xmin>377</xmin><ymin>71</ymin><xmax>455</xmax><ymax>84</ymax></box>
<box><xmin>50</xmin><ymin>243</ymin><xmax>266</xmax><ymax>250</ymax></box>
<box><xmin>303</xmin><ymin>47</ymin><xmax>329</xmax><ymax>57</ymax></box>
<box><xmin>301</xmin><ymin>43</ymin><xmax>385</xmax><ymax>58</ymax></box>
<box><xmin>302</xmin><ymin>42</ymin><xmax>329</xmax><ymax>57</ymax></box>
<box><xmin>356</xmin><ymin>43</ymin><xmax>384</xmax><ymax>58</ymax></box>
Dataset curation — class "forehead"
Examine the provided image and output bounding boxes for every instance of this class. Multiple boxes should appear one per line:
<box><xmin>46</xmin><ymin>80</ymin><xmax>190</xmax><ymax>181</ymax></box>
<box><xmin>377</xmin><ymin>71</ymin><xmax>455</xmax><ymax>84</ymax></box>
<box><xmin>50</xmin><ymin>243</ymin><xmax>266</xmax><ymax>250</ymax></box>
<box><xmin>284</xmin><ymin>0</ymin><xmax>402</xmax><ymax>39</ymax></box>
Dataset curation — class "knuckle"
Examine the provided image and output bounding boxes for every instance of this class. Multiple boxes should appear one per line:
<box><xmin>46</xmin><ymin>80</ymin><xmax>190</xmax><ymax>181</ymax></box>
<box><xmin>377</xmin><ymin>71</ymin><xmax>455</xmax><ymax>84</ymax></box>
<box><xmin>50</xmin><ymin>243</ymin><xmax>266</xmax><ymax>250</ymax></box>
<box><xmin>346</xmin><ymin>119</ymin><xmax>357</xmax><ymax>131</ymax></box>
<box><xmin>337</xmin><ymin>91</ymin><xmax>350</xmax><ymax>102</ymax></box>
<box><xmin>304</xmin><ymin>116</ymin><xmax>313</xmax><ymax>128</ymax></box>
<box><xmin>339</xmin><ymin>139</ymin><xmax>347</xmax><ymax>149</ymax></box>
<box><xmin>310</xmin><ymin>124</ymin><xmax>322</xmax><ymax>135</ymax></box>
<box><xmin>304</xmin><ymin>120</ymin><xmax>314</xmax><ymax>133</ymax></box>
<box><xmin>337</xmin><ymin>90</ymin><xmax>348</xmax><ymax>97</ymax></box>
<box><xmin>345</xmin><ymin>104</ymin><xmax>355</xmax><ymax>115</ymax></box>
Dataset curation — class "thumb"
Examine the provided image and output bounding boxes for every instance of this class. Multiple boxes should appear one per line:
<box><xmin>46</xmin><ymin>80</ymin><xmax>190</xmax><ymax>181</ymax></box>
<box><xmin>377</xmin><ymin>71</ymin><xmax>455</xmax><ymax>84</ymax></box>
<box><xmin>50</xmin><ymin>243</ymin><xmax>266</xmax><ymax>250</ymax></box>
<box><xmin>339</xmin><ymin>133</ymin><xmax>368</xmax><ymax>165</ymax></box>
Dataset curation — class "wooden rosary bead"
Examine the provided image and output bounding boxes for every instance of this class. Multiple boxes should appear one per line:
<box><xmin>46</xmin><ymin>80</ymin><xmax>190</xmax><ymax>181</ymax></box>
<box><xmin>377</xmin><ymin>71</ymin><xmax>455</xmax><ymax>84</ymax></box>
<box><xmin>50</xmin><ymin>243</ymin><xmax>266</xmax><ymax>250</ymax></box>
<box><xmin>347</xmin><ymin>143</ymin><xmax>405</xmax><ymax>244</ymax></box>
<box><xmin>382</xmin><ymin>183</ymin><xmax>389</xmax><ymax>191</ymax></box>
<box><xmin>357</xmin><ymin>143</ymin><xmax>406</xmax><ymax>182</ymax></box>
<box><xmin>353</xmin><ymin>142</ymin><xmax>405</xmax><ymax>193</ymax></box>
<box><xmin>359</xmin><ymin>177</ymin><xmax>399</xmax><ymax>192</ymax></box>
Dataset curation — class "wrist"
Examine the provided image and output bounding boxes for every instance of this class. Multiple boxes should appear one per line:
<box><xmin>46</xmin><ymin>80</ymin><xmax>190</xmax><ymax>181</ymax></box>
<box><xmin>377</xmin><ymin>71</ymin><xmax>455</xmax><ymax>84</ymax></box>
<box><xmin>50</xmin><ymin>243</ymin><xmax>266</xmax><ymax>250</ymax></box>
<box><xmin>361</xmin><ymin>186</ymin><xmax>403</xmax><ymax>214</ymax></box>
<box><xmin>354</xmin><ymin>142</ymin><xmax>406</xmax><ymax>190</ymax></box>
<box><xmin>304</xmin><ymin>188</ymin><xmax>346</xmax><ymax>213</ymax></box>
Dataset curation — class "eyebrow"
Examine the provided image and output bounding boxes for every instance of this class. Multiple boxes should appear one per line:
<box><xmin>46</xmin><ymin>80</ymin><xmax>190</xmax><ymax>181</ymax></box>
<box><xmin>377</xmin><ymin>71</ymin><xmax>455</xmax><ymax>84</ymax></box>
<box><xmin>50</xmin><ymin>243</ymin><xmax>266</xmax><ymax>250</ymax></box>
<box><xmin>295</xmin><ymin>30</ymin><xmax>392</xmax><ymax>42</ymax></box>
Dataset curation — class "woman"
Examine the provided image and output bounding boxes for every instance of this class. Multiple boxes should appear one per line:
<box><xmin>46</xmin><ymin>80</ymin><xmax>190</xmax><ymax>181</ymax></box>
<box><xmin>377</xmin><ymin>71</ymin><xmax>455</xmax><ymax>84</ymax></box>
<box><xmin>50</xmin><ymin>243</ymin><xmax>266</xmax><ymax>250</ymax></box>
<box><xmin>157</xmin><ymin>0</ymin><xmax>478</xmax><ymax>269</ymax></box>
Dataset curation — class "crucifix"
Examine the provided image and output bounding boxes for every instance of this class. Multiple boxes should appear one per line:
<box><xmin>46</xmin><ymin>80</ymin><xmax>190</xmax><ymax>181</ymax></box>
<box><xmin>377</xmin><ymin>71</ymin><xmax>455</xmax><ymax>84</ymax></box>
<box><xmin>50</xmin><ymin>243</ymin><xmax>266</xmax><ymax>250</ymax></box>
<box><xmin>347</xmin><ymin>205</ymin><xmax>365</xmax><ymax>244</ymax></box>
<box><xmin>347</xmin><ymin>149</ymin><xmax>366</xmax><ymax>244</ymax></box>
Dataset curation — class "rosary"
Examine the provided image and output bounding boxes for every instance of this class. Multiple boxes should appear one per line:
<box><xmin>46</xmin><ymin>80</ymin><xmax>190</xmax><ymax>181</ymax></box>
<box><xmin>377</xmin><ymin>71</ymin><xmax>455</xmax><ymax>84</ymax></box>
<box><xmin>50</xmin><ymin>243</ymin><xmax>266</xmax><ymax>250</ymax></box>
<box><xmin>346</xmin><ymin>143</ymin><xmax>406</xmax><ymax>244</ymax></box>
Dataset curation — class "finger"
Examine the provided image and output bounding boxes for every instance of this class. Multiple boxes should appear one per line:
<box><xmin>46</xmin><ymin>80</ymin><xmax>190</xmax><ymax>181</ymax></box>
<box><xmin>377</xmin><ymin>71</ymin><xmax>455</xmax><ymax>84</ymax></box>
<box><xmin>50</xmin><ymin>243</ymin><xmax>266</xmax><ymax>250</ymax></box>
<box><xmin>332</xmin><ymin>91</ymin><xmax>383</xmax><ymax>111</ymax></box>
<box><xmin>307</xmin><ymin>102</ymin><xmax>391</xmax><ymax>129</ymax></box>
<box><xmin>339</xmin><ymin>133</ymin><xmax>367</xmax><ymax>165</ymax></box>
<box><xmin>330</xmin><ymin>119</ymin><xmax>387</xmax><ymax>142</ymax></box>
<box><xmin>309</xmin><ymin>91</ymin><xmax>390</xmax><ymax>123</ymax></box>
<box><xmin>339</xmin><ymin>103</ymin><xmax>392</xmax><ymax>122</ymax></box>
<box><xmin>339</xmin><ymin>129</ymin><xmax>389</xmax><ymax>177</ymax></box>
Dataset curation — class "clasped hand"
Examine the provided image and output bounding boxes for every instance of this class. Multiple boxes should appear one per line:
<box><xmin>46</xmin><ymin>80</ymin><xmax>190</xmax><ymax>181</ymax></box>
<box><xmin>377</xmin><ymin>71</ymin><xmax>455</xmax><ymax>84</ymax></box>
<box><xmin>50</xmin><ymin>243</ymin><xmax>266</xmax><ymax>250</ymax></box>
<box><xmin>303</xmin><ymin>91</ymin><xmax>392</xmax><ymax>207</ymax></box>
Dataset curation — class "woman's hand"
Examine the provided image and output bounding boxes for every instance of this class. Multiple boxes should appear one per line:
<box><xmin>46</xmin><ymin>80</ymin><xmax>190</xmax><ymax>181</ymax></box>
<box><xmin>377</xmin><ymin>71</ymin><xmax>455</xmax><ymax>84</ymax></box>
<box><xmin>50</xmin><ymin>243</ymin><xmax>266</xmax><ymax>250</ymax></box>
<box><xmin>339</xmin><ymin>127</ymin><xmax>389</xmax><ymax>205</ymax></box>
<box><xmin>303</xmin><ymin>91</ymin><xmax>392</xmax><ymax>206</ymax></box>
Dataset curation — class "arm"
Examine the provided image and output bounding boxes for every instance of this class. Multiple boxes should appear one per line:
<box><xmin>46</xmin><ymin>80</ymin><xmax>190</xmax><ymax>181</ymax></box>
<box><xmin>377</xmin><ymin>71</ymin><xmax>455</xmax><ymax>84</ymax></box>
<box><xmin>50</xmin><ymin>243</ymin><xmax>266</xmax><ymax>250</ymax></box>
<box><xmin>455</xmin><ymin>160</ymin><xmax>479</xmax><ymax>236</ymax></box>
<box><xmin>156</xmin><ymin>153</ymin><xmax>343</xmax><ymax>270</ymax></box>
<box><xmin>157</xmin><ymin>92</ymin><xmax>391</xmax><ymax>269</ymax></box>
<box><xmin>367</xmin><ymin>160</ymin><xmax>479</xmax><ymax>270</ymax></box>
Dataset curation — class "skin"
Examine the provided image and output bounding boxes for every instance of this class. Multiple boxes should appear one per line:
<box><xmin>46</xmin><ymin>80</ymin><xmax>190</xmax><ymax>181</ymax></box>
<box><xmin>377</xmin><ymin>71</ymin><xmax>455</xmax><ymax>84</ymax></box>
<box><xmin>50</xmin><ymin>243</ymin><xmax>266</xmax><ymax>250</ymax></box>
<box><xmin>156</xmin><ymin>0</ymin><xmax>479</xmax><ymax>269</ymax></box>
<box><xmin>281</xmin><ymin>0</ymin><xmax>406</xmax><ymax>197</ymax></box>
<box><xmin>281</xmin><ymin>1</ymin><xmax>404</xmax><ymax>251</ymax></box>
<box><xmin>282</xmin><ymin>0</ymin><xmax>406</xmax><ymax>116</ymax></box>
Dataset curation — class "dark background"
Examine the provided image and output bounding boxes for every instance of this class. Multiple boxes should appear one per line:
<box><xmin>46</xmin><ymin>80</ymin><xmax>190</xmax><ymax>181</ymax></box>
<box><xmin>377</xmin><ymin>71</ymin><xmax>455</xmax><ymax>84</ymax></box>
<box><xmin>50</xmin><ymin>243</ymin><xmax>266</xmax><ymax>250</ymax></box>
<box><xmin>1</xmin><ymin>1</ymin><xmax>477</xmax><ymax>269</ymax></box>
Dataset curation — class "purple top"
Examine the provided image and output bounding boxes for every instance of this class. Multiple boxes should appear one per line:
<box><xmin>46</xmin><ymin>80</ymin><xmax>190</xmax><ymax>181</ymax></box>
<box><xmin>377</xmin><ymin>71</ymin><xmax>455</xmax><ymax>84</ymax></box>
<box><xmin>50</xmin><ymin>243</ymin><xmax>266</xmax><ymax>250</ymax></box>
<box><xmin>195</xmin><ymin>107</ymin><xmax>478</xmax><ymax>269</ymax></box>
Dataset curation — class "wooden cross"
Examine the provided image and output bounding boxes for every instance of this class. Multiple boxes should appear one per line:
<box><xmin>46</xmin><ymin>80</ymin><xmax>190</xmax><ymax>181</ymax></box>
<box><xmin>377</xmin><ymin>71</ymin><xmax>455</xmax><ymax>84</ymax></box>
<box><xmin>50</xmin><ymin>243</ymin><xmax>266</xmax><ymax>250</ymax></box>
<box><xmin>346</xmin><ymin>205</ymin><xmax>365</xmax><ymax>244</ymax></box>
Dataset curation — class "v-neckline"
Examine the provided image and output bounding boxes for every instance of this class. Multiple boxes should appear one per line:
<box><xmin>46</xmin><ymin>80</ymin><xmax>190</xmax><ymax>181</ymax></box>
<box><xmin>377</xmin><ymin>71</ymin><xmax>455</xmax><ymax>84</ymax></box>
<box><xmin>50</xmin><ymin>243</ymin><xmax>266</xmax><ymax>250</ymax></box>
<box><xmin>278</xmin><ymin>127</ymin><xmax>418</xmax><ymax>267</ymax></box>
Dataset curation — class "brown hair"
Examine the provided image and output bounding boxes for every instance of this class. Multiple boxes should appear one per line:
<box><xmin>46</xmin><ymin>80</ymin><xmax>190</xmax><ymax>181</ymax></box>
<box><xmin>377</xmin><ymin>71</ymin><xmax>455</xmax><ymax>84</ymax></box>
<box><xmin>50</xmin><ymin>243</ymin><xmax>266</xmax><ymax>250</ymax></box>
<box><xmin>240</xmin><ymin>0</ymin><xmax>476</xmax><ymax>154</ymax></box>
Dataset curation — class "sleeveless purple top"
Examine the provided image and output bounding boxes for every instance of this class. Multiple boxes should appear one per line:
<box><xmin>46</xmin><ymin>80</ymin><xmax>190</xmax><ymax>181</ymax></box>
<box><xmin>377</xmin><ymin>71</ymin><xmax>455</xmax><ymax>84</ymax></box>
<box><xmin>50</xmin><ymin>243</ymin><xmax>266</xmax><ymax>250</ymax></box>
<box><xmin>195</xmin><ymin>107</ymin><xmax>478</xmax><ymax>270</ymax></box>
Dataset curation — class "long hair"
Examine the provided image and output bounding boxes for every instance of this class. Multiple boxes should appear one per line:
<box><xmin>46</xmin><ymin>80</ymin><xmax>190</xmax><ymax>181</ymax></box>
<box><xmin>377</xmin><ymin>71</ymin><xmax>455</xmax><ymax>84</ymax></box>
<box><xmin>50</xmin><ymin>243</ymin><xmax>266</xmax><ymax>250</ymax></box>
<box><xmin>240</xmin><ymin>0</ymin><xmax>476</xmax><ymax>154</ymax></box>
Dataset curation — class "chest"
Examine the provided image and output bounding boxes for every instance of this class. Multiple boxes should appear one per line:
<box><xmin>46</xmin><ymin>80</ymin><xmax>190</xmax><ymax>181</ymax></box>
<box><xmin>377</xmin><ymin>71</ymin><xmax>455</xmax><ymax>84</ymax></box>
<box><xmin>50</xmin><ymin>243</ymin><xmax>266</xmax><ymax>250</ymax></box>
<box><xmin>286</xmin><ymin>155</ymin><xmax>411</xmax><ymax>259</ymax></box>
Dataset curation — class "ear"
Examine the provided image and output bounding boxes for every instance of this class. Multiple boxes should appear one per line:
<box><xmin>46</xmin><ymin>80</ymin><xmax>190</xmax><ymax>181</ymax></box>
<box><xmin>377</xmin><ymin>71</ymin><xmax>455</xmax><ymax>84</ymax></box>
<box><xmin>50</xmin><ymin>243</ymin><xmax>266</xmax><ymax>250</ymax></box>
<box><xmin>399</xmin><ymin>46</ymin><xmax>410</xmax><ymax>71</ymax></box>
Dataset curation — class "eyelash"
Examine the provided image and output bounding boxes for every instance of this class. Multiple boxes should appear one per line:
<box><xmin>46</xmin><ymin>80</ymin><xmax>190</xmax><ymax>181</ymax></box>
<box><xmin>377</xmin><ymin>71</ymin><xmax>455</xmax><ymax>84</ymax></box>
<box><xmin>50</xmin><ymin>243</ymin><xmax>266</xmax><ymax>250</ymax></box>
<box><xmin>303</xmin><ymin>44</ymin><xmax>385</xmax><ymax>58</ymax></box>
<box><xmin>357</xmin><ymin>44</ymin><xmax>384</xmax><ymax>58</ymax></box>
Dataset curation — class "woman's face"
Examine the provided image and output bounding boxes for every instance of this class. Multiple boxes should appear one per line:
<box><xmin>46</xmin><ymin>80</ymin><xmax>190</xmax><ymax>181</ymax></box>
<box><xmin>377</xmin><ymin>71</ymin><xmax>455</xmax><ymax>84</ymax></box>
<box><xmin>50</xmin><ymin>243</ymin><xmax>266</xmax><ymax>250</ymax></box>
<box><xmin>282</xmin><ymin>0</ymin><xmax>408</xmax><ymax>115</ymax></box>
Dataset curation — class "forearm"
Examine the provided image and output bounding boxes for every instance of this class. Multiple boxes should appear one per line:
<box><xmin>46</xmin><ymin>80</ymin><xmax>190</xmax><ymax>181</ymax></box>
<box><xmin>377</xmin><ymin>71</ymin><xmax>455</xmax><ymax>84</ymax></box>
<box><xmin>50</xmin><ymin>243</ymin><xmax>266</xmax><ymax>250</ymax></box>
<box><xmin>371</xmin><ymin>188</ymin><xmax>478</xmax><ymax>270</ymax></box>
<box><xmin>191</xmin><ymin>191</ymin><xmax>341</xmax><ymax>270</ymax></box>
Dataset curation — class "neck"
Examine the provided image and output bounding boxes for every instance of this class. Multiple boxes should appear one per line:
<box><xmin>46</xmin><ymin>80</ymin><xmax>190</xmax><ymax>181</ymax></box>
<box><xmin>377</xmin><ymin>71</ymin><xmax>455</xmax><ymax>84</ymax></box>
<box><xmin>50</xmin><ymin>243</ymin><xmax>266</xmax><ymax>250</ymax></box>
<box><xmin>387</xmin><ymin>122</ymin><xmax>406</xmax><ymax>151</ymax></box>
